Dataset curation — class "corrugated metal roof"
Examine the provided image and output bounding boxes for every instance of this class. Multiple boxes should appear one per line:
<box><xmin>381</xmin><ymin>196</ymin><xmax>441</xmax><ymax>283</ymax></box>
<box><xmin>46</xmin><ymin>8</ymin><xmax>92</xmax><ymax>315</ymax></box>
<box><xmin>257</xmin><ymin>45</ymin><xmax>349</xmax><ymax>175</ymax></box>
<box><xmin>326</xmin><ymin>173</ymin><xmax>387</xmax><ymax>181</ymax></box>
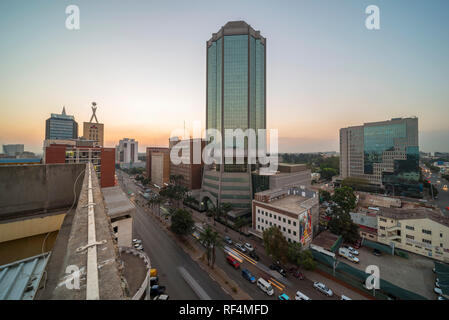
<box><xmin>0</xmin><ymin>252</ymin><xmax>50</xmax><ymax>300</ymax></box>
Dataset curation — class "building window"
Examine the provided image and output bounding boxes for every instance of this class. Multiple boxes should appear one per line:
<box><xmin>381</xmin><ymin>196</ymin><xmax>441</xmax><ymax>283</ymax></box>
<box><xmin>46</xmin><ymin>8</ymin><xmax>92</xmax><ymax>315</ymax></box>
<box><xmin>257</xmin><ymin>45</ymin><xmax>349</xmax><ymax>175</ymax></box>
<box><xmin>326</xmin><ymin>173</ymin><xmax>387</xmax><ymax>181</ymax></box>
<box><xmin>440</xmin><ymin>233</ymin><xmax>443</xmax><ymax>238</ymax></box>
<box><xmin>283</xmin><ymin>218</ymin><xmax>286</xmax><ymax>223</ymax></box>
<box><xmin>269</xmin><ymin>222</ymin><xmax>272</xmax><ymax>226</ymax></box>
<box><xmin>293</xmin><ymin>231</ymin><xmax>297</xmax><ymax>236</ymax></box>
<box><xmin>440</xmin><ymin>243</ymin><xmax>443</xmax><ymax>248</ymax></box>
<box><xmin>380</xmin><ymin>226</ymin><xmax>386</xmax><ymax>230</ymax></box>
<box><xmin>278</xmin><ymin>216</ymin><xmax>281</xmax><ymax>221</ymax></box>
<box><xmin>257</xmin><ymin>225</ymin><xmax>260</xmax><ymax>230</ymax></box>
<box><xmin>274</xmin><ymin>215</ymin><xmax>276</xmax><ymax>219</ymax></box>
<box><xmin>293</xmin><ymin>222</ymin><xmax>296</xmax><ymax>226</ymax></box>
<box><xmin>405</xmin><ymin>225</ymin><xmax>414</xmax><ymax>231</ymax></box>
<box><xmin>406</xmin><ymin>235</ymin><xmax>414</xmax><ymax>240</ymax></box>
<box><xmin>380</xmin><ymin>218</ymin><xmax>387</xmax><ymax>222</ymax></box>
<box><xmin>269</xmin><ymin>213</ymin><xmax>272</xmax><ymax>218</ymax></box>
<box><xmin>422</xmin><ymin>239</ymin><xmax>432</xmax><ymax>245</ymax></box>
<box><xmin>288</xmin><ymin>220</ymin><xmax>291</xmax><ymax>225</ymax></box>
<box><xmin>283</xmin><ymin>227</ymin><xmax>286</xmax><ymax>232</ymax></box>
<box><xmin>257</xmin><ymin>217</ymin><xmax>260</xmax><ymax>222</ymax></box>
<box><xmin>257</xmin><ymin>209</ymin><xmax>260</xmax><ymax>213</ymax></box>
<box><xmin>422</xmin><ymin>229</ymin><xmax>432</xmax><ymax>235</ymax></box>
<box><xmin>288</xmin><ymin>229</ymin><xmax>291</xmax><ymax>234</ymax></box>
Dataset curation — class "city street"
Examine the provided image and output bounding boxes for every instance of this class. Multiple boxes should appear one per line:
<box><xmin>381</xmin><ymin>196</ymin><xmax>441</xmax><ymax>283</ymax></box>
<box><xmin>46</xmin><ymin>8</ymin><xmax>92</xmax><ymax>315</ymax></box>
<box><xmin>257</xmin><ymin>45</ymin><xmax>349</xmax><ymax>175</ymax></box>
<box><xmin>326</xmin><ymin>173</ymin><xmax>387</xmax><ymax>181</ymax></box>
<box><xmin>118</xmin><ymin>170</ymin><xmax>368</xmax><ymax>300</ymax></box>
<box><xmin>424</xmin><ymin>169</ymin><xmax>449</xmax><ymax>216</ymax></box>
<box><xmin>117</xmin><ymin>170</ymin><xmax>231</xmax><ymax>300</ymax></box>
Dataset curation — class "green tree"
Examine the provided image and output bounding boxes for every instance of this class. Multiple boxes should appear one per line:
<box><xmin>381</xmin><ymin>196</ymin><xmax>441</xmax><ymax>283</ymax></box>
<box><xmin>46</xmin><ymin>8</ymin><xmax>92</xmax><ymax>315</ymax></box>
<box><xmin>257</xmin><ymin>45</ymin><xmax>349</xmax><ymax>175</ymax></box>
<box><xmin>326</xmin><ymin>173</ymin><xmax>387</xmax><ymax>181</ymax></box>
<box><xmin>332</xmin><ymin>186</ymin><xmax>357</xmax><ymax>214</ymax></box>
<box><xmin>263</xmin><ymin>226</ymin><xmax>289</xmax><ymax>263</ymax></box>
<box><xmin>328</xmin><ymin>205</ymin><xmax>359</xmax><ymax>243</ymax></box>
<box><xmin>298</xmin><ymin>250</ymin><xmax>316</xmax><ymax>270</ymax></box>
<box><xmin>234</xmin><ymin>217</ymin><xmax>250</xmax><ymax>235</ymax></box>
<box><xmin>148</xmin><ymin>195</ymin><xmax>163</xmax><ymax>217</ymax></box>
<box><xmin>199</xmin><ymin>226</ymin><xmax>222</xmax><ymax>268</ymax></box>
<box><xmin>319</xmin><ymin>190</ymin><xmax>331</xmax><ymax>203</ymax></box>
<box><xmin>170</xmin><ymin>209</ymin><xmax>195</xmax><ymax>237</ymax></box>
<box><xmin>287</xmin><ymin>242</ymin><xmax>303</xmax><ymax>264</ymax></box>
<box><xmin>320</xmin><ymin>167</ymin><xmax>338</xmax><ymax>180</ymax></box>
<box><xmin>219</xmin><ymin>203</ymin><xmax>233</xmax><ymax>232</ymax></box>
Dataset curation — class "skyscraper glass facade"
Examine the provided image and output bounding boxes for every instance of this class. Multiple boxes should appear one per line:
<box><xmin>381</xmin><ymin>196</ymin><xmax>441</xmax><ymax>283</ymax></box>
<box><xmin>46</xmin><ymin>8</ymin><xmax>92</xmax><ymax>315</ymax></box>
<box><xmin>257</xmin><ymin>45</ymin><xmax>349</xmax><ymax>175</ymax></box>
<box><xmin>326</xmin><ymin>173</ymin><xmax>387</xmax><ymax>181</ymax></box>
<box><xmin>45</xmin><ymin>113</ymin><xmax>78</xmax><ymax>140</ymax></box>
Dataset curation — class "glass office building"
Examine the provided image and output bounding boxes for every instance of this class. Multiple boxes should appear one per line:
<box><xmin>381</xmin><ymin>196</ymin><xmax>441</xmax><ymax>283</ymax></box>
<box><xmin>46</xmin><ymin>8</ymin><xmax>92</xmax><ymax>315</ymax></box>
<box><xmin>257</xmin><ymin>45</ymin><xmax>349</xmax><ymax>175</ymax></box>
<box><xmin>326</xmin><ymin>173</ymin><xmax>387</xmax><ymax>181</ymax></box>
<box><xmin>201</xmin><ymin>21</ymin><xmax>266</xmax><ymax>212</ymax></box>
<box><xmin>45</xmin><ymin>107</ymin><xmax>78</xmax><ymax>140</ymax></box>
<box><xmin>340</xmin><ymin>117</ymin><xmax>421</xmax><ymax>197</ymax></box>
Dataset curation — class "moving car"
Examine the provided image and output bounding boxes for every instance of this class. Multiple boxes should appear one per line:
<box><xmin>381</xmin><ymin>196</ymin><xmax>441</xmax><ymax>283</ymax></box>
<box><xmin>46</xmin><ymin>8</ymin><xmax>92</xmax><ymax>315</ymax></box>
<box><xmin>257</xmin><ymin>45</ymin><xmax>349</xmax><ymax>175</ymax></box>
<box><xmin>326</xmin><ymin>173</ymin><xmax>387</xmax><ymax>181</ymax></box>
<box><xmin>241</xmin><ymin>268</ymin><xmax>256</xmax><ymax>283</ymax></box>
<box><xmin>226</xmin><ymin>255</ymin><xmax>240</xmax><ymax>269</ymax></box>
<box><xmin>235</xmin><ymin>243</ymin><xmax>247</xmax><ymax>253</ymax></box>
<box><xmin>295</xmin><ymin>290</ymin><xmax>311</xmax><ymax>300</ymax></box>
<box><xmin>249</xmin><ymin>251</ymin><xmax>260</xmax><ymax>261</ymax></box>
<box><xmin>313</xmin><ymin>281</ymin><xmax>333</xmax><ymax>297</ymax></box>
<box><xmin>278</xmin><ymin>293</ymin><xmax>290</xmax><ymax>300</ymax></box>
<box><xmin>224</xmin><ymin>236</ymin><xmax>233</xmax><ymax>245</ymax></box>
<box><xmin>133</xmin><ymin>242</ymin><xmax>143</xmax><ymax>250</ymax></box>
<box><xmin>372</xmin><ymin>249</ymin><xmax>382</xmax><ymax>256</ymax></box>
<box><xmin>257</xmin><ymin>278</ymin><xmax>274</xmax><ymax>296</ymax></box>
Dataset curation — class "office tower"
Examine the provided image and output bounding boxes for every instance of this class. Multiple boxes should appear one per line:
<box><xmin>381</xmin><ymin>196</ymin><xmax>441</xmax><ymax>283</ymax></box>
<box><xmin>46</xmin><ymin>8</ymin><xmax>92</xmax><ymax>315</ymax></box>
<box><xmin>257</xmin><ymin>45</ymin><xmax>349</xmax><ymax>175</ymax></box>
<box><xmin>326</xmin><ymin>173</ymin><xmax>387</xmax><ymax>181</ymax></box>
<box><xmin>339</xmin><ymin>117</ymin><xmax>421</xmax><ymax>197</ymax></box>
<box><xmin>83</xmin><ymin>102</ymin><xmax>104</xmax><ymax>147</ymax></box>
<box><xmin>45</xmin><ymin>107</ymin><xmax>78</xmax><ymax>140</ymax></box>
<box><xmin>146</xmin><ymin>147</ymin><xmax>170</xmax><ymax>187</ymax></box>
<box><xmin>2</xmin><ymin>144</ymin><xmax>24</xmax><ymax>156</ymax></box>
<box><xmin>201</xmin><ymin>21</ymin><xmax>266</xmax><ymax>214</ymax></box>
<box><xmin>116</xmin><ymin>138</ymin><xmax>139</xmax><ymax>164</ymax></box>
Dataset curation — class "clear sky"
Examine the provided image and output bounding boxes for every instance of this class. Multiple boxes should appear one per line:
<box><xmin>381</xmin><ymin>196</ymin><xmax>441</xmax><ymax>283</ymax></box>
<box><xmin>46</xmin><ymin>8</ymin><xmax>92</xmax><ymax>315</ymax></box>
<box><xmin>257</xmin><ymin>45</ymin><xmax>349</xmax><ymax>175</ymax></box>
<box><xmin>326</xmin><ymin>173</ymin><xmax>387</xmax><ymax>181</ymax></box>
<box><xmin>1</xmin><ymin>0</ymin><xmax>448</xmax><ymax>154</ymax></box>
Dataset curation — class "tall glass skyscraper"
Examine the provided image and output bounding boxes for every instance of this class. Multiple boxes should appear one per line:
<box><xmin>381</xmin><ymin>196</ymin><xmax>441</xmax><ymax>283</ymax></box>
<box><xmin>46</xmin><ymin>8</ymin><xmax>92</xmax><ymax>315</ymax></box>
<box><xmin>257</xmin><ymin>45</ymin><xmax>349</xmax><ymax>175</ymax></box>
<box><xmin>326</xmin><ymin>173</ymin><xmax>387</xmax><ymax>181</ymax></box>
<box><xmin>201</xmin><ymin>21</ymin><xmax>266</xmax><ymax>213</ymax></box>
<box><xmin>45</xmin><ymin>107</ymin><xmax>78</xmax><ymax>140</ymax></box>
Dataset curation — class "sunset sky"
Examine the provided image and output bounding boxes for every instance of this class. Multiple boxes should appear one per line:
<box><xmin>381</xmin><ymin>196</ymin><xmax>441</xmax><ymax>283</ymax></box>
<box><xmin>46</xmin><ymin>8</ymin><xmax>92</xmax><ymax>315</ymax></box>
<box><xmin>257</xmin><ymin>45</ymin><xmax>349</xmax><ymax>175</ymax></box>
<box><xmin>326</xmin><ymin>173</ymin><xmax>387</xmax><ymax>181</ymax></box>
<box><xmin>1</xmin><ymin>0</ymin><xmax>448</xmax><ymax>154</ymax></box>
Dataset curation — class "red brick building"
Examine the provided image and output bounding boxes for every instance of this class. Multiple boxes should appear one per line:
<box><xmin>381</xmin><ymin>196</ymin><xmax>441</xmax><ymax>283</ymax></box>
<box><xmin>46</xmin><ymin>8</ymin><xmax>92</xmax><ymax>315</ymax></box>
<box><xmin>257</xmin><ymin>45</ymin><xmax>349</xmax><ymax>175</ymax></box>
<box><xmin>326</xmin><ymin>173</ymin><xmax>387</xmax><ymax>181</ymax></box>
<box><xmin>45</xmin><ymin>143</ymin><xmax>115</xmax><ymax>188</ymax></box>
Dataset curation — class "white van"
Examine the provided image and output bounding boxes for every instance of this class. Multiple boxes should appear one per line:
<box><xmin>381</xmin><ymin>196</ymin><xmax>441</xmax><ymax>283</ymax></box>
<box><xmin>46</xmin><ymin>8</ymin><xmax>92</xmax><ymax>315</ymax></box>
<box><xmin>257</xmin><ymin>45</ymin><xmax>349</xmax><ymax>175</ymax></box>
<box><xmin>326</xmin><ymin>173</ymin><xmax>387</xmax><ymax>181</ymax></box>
<box><xmin>341</xmin><ymin>295</ymin><xmax>352</xmax><ymax>300</ymax></box>
<box><xmin>295</xmin><ymin>290</ymin><xmax>311</xmax><ymax>300</ymax></box>
<box><xmin>257</xmin><ymin>278</ymin><xmax>274</xmax><ymax>296</ymax></box>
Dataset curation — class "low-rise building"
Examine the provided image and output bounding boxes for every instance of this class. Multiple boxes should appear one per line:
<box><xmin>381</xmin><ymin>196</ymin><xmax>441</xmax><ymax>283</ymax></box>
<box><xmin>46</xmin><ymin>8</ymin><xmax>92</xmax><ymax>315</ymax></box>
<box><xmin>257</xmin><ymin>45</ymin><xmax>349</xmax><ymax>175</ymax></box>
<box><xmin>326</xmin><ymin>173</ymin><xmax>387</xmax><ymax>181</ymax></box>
<box><xmin>350</xmin><ymin>209</ymin><xmax>378</xmax><ymax>242</ymax></box>
<box><xmin>252</xmin><ymin>187</ymin><xmax>319</xmax><ymax>246</ymax></box>
<box><xmin>377</xmin><ymin>207</ymin><xmax>449</xmax><ymax>262</ymax></box>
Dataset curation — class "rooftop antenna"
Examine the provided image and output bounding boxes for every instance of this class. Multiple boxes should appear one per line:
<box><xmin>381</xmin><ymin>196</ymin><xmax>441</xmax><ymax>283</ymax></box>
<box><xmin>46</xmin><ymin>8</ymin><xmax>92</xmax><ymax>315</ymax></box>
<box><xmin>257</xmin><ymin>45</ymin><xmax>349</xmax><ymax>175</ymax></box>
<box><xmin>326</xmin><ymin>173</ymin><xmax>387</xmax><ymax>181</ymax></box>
<box><xmin>89</xmin><ymin>102</ymin><xmax>99</xmax><ymax>123</ymax></box>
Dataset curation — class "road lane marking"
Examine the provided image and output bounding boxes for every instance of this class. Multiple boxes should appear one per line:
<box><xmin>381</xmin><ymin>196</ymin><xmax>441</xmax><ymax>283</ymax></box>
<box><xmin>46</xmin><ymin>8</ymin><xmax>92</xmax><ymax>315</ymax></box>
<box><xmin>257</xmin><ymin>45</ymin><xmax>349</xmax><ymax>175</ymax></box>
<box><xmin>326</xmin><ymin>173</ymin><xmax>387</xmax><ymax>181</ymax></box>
<box><xmin>269</xmin><ymin>277</ymin><xmax>285</xmax><ymax>289</ymax></box>
<box><xmin>268</xmin><ymin>279</ymin><xmax>284</xmax><ymax>291</ymax></box>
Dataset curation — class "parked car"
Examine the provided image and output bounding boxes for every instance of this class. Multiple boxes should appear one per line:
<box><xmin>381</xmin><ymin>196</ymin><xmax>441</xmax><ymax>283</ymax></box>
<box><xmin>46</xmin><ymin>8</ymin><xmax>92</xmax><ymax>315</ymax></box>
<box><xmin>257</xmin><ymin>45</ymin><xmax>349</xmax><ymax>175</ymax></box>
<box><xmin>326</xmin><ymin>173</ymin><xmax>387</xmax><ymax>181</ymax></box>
<box><xmin>343</xmin><ymin>245</ymin><xmax>359</xmax><ymax>256</ymax></box>
<box><xmin>153</xmin><ymin>294</ymin><xmax>169</xmax><ymax>300</ymax></box>
<box><xmin>434</xmin><ymin>287</ymin><xmax>443</xmax><ymax>295</ymax></box>
<box><xmin>353</xmin><ymin>239</ymin><xmax>362</xmax><ymax>249</ymax></box>
<box><xmin>278</xmin><ymin>293</ymin><xmax>290</xmax><ymax>300</ymax></box>
<box><xmin>269</xmin><ymin>264</ymin><xmax>287</xmax><ymax>277</ymax></box>
<box><xmin>150</xmin><ymin>276</ymin><xmax>158</xmax><ymax>286</ymax></box>
<box><xmin>235</xmin><ymin>243</ymin><xmax>247</xmax><ymax>253</ymax></box>
<box><xmin>134</xmin><ymin>243</ymin><xmax>143</xmax><ymax>251</ymax></box>
<box><xmin>372</xmin><ymin>249</ymin><xmax>382</xmax><ymax>256</ymax></box>
<box><xmin>226</xmin><ymin>255</ymin><xmax>240</xmax><ymax>269</ymax></box>
<box><xmin>249</xmin><ymin>251</ymin><xmax>260</xmax><ymax>261</ymax></box>
<box><xmin>150</xmin><ymin>285</ymin><xmax>166</xmax><ymax>297</ymax></box>
<box><xmin>132</xmin><ymin>239</ymin><xmax>142</xmax><ymax>244</ymax></box>
<box><xmin>289</xmin><ymin>267</ymin><xmax>304</xmax><ymax>280</ymax></box>
<box><xmin>224</xmin><ymin>236</ymin><xmax>233</xmax><ymax>245</ymax></box>
<box><xmin>241</xmin><ymin>268</ymin><xmax>256</xmax><ymax>283</ymax></box>
<box><xmin>341</xmin><ymin>295</ymin><xmax>352</xmax><ymax>300</ymax></box>
<box><xmin>295</xmin><ymin>290</ymin><xmax>311</xmax><ymax>300</ymax></box>
<box><xmin>313</xmin><ymin>281</ymin><xmax>333</xmax><ymax>296</ymax></box>
<box><xmin>257</xmin><ymin>278</ymin><xmax>274</xmax><ymax>296</ymax></box>
<box><xmin>438</xmin><ymin>295</ymin><xmax>448</xmax><ymax>300</ymax></box>
<box><xmin>244</xmin><ymin>242</ymin><xmax>254</xmax><ymax>252</ymax></box>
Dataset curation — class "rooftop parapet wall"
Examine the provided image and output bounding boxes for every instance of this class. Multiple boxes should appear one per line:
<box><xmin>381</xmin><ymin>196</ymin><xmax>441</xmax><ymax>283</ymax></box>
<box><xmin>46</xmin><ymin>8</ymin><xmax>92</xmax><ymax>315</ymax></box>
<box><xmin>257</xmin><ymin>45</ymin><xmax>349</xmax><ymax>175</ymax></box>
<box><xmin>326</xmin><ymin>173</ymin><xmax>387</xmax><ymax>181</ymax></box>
<box><xmin>0</xmin><ymin>163</ymin><xmax>85</xmax><ymax>221</ymax></box>
<box><xmin>36</xmin><ymin>163</ymin><xmax>125</xmax><ymax>300</ymax></box>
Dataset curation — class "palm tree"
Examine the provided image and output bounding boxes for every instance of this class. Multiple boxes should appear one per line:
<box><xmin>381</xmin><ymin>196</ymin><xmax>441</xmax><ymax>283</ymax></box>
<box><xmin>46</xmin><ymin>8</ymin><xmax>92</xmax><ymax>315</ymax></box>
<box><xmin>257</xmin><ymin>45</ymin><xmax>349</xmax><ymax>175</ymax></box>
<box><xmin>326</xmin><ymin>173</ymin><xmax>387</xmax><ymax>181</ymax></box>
<box><xmin>219</xmin><ymin>203</ymin><xmax>233</xmax><ymax>232</ymax></box>
<box><xmin>199</xmin><ymin>226</ymin><xmax>221</xmax><ymax>268</ymax></box>
<box><xmin>148</xmin><ymin>195</ymin><xmax>163</xmax><ymax>217</ymax></box>
<box><xmin>234</xmin><ymin>217</ymin><xmax>250</xmax><ymax>235</ymax></box>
